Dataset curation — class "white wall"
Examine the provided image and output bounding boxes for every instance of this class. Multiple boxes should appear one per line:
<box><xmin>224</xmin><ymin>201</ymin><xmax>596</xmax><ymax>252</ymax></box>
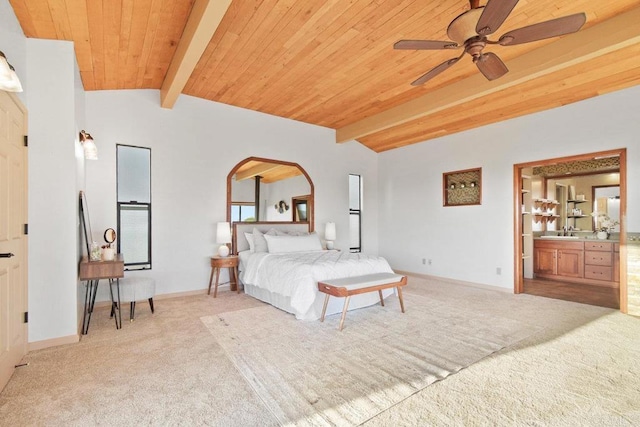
<box><xmin>26</xmin><ymin>39</ymin><xmax>80</xmax><ymax>342</ymax></box>
<box><xmin>378</xmin><ymin>86</ymin><xmax>640</xmax><ymax>289</ymax></box>
<box><xmin>84</xmin><ymin>90</ymin><xmax>380</xmax><ymax>300</ymax></box>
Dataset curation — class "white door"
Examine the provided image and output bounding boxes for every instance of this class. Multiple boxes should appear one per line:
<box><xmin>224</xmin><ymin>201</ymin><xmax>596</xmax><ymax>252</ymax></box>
<box><xmin>0</xmin><ymin>91</ymin><xmax>28</xmax><ymax>392</ymax></box>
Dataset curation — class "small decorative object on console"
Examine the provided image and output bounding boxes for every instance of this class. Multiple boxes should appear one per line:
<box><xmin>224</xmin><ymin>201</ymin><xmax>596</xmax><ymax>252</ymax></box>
<box><xmin>90</xmin><ymin>242</ymin><xmax>101</xmax><ymax>261</ymax></box>
<box><xmin>102</xmin><ymin>228</ymin><xmax>116</xmax><ymax>261</ymax></box>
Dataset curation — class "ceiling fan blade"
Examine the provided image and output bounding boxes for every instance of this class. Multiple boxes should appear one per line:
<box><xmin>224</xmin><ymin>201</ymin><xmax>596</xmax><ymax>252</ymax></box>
<box><xmin>498</xmin><ymin>13</ymin><xmax>587</xmax><ymax>46</ymax></box>
<box><xmin>394</xmin><ymin>40</ymin><xmax>459</xmax><ymax>50</ymax></box>
<box><xmin>411</xmin><ymin>57</ymin><xmax>461</xmax><ymax>86</ymax></box>
<box><xmin>476</xmin><ymin>0</ymin><xmax>519</xmax><ymax>36</ymax></box>
<box><xmin>475</xmin><ymin>52</ymin><xmax>508</xmax><ymax>80</ymax></box>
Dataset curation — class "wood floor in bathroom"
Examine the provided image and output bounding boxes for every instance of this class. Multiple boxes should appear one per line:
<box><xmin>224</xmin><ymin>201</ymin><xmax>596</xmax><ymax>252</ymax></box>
<box><xmin>523</xmin><ymin>278</ymin><xmax>620</xmax><ymax>309</ymax></box>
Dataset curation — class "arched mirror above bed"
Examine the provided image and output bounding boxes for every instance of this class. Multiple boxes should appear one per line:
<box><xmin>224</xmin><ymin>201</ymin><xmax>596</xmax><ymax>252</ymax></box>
<box><xmin>227</xmin><ymin>157</ymin><xmax>314</xmax><ymax>231</ymax></box>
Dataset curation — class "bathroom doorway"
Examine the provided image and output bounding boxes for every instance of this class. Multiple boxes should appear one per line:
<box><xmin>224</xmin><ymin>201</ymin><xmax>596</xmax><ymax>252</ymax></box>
<box><xmin>514</xmin><ymin>149</ymin><xmax>627</xmax><ymax>312</ymax></box>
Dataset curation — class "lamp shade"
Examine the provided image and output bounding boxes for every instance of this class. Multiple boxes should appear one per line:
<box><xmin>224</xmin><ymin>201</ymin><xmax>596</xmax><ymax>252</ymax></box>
<box><xmin>83</xmin><ymin>139</ymin><xmax>98</xmax><ymax>160</ymax></box>
<box><xmin>325</xmin><ymin>222</ymin><xmax>336</xmax><ymax>241</ymax></box>
<box><xmin>216</xmin><ymin>222</ymin><xmax>232</xmax><ymax>257</ymax></box>
<box><xmin>0</xmin><ymin>52</ymin><xmax>23</xmax><ymax>93</ymax></box>
<box><xmin>0</xmin><ymin>53</ymin><xmax>10</xmax><ymax>80</ymax></box>
<box><xmin>79</xmin><ymin>130</ymin><xmax>98</xmax><ymax>160</ymax></box>
<box><xmin>216</xmin><ymin>222</ymin><xmax>232</xmax><ymax>244</ymax></box>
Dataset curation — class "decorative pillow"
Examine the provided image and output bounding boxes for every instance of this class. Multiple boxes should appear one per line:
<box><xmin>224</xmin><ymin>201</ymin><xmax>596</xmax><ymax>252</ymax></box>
<box><xmin>244</xmin><ymin>232</ymin><xmax>255</xmax><ymax>252</ymax></box>
<box><xmin>264</xmin><ymin>233</ymin><xmax>323</xmax><ymax>253</ymax></box>
<box><xmin>252</xmin><ymin>227</ymin><xmax>277</xmax><ymax>252</ymax></box>
<box><xmin>272</xmin><ymin>229</ymin><xmax>309</xmax><ymax>237</ymax></box>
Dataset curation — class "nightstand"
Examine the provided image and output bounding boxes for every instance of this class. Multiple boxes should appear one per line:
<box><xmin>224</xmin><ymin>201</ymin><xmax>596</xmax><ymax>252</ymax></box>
<box><xmin>208</xmin><ymin>255</ymin><xmax>239</xmax><ymax>297</ymax></box>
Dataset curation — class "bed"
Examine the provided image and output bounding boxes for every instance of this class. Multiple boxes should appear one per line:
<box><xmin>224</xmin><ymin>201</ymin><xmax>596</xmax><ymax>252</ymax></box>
<box><xmin>233</xmin><ymin>222</ymin><xmax>395</xmax><ymax>320</ymax></box>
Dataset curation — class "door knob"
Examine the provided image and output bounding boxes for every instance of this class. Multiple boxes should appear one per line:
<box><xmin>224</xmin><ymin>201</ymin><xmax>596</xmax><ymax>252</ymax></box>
<box><xmin>0</xmin><ymin>253</ymin><xmax>15</xmax><ymax>258</ymax></box>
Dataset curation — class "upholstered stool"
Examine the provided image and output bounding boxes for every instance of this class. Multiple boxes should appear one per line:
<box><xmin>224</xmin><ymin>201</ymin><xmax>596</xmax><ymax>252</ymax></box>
<box><xmin>117</xmin><ymin>277</ymin><xmax>156</xmax><ymax>321</ymax></box>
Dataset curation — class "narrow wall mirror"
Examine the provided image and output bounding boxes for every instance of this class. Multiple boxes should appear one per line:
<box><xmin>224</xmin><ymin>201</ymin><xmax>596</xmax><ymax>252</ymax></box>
<box><xmin>79</xmin><ymin>191</ymin><xmax>92</xmax><ymax>258</ymax></box>
<box><xmin>227</xmin><ymin>157</ymin><xmax>314</xmax><ymax>231</ymax></box>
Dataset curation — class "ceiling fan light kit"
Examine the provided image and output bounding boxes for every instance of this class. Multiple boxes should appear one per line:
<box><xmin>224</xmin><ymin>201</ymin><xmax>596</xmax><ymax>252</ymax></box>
<box><xmin>395</xmin><ymin>0</ymin><xmax>586</xmax><ymax>86</ymax></box>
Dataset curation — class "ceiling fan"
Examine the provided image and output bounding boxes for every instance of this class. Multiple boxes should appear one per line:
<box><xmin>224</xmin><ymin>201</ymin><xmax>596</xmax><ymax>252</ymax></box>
<box><xmin>394</xmin><ymin>0</ymin><xmax>586</xmax><ymax>86</ymax></box>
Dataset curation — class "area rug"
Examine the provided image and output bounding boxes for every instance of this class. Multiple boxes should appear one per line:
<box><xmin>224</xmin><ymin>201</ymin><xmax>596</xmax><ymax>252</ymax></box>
<box><xmin>201</xmin><ymin>292</ymin><xmax>538</xmax><ymax>426</ymax></box>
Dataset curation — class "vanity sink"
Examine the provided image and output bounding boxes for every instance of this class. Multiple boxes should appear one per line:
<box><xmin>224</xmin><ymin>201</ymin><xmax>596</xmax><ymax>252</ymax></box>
<box><xmin>539</xmin><ymin>235</ymin><xmax>580</xmax><ymax>240</ymax></box>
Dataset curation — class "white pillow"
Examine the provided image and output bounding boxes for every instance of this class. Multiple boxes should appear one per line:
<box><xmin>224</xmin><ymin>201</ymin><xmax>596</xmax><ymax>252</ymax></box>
<box><xmin>273</xmin><ymin>229</ymin><xmax>309</xmax><ymax>236</ymax></box>
<box><xmin>244</xmin><ymin>232</ymin><xmax>255</xmax><ymax>252</ymax></box>
<box><xmin>252</xmin><ymin>228</ymin><xmax>277</xmax><ymax>252</ymax></box>
<box><xmin>264</xmin><ymin>233</ymin><xmax>323</xmax><ymax>253</ymax></box>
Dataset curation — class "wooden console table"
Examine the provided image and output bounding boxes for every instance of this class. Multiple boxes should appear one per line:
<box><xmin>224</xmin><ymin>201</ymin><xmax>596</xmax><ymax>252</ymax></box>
<box><xmin>79</xmin><ymin>254</ymin><xmax>124</xmax><ymax>334</ymax></box>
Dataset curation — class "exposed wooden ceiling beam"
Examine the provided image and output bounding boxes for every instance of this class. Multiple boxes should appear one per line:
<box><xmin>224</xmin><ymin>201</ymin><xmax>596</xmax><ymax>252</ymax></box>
<box><xmin>160</xmin><ymin>0</ymin><xmax>232</xmax><ymax>109</ymax></box>
<box><xmin>335</xmin><ymin>6</ymin><xmax>640</xmax><ymax>144</ymax></box>
<box><xmin>235</xmin><ymin>163</ymin><xmax>285</xmax><ymax>181</ymax></box>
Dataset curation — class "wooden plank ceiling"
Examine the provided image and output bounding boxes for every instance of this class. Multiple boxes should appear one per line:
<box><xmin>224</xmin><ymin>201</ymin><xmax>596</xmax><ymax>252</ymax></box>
<box><xmin>10</xmin><ymin>0</ymin><xmax>640</xmax><ymax>152</ymax></box>
<box><xmin>235</xmin><ymin>160</ymin><xmax>302</xmax><ymax>184</ymax></box>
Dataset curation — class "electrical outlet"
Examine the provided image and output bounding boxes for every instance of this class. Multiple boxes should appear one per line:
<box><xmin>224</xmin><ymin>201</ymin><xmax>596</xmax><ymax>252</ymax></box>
<box><xmin>496</xmin><ymin>267</ymin><xmax>502</xmax><ymax>275</ymax></box>
<box><xmin>422</xmin><ymin>258</ymin><xmax>426</xmax><ymax>265</ymax></box>
<box><xmin>428</xmin><ymin>259</ymin><xmax>432</xmax><ymax>265</ymax></box>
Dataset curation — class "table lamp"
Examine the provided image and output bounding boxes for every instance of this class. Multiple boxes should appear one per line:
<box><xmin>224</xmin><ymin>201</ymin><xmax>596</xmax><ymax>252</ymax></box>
<box><xmin>216</xmin><ymin>222</ymin><xmax>231</xmax><ymax>257</ymax></box>
<box><xmin>325</xmin><ymin>222</ymin><xmax>336</xmax><ymax>250</ymax></box>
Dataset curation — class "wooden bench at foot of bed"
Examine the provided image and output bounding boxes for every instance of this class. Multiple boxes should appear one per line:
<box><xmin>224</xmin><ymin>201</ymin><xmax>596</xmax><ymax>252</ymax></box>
<box><xmin>317</xmin><ymin>272</ymin><xmax>407</xmax><ymax>331</ymax></box>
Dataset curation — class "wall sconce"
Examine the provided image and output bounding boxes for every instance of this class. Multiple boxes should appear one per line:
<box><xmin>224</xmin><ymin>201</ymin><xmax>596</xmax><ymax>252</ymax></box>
<box><xmin>79</xmin><ymin>130</ymin><xmax>98</xmax><ymax>160</ymax></box>
<box><xmin>216</xmin><ymin>222</ymin><xmax>232</xmax><ymax>257</ymax></box>
<box><xmin>325</xmin><ymin>222</ymin><xmax>336</xmax><ymax>250</ymax></box>
<box><xmin>0</xmin><ymin>51</ymin><xmax>23</xmax><ymax>92</ymax></box>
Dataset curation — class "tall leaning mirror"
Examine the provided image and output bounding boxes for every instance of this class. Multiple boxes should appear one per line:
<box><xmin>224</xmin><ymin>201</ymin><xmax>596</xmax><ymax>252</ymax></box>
<box><xmin>227</xmin><ymin>157</ymin><xmax>314</xmax><ymax>230</ymax></box>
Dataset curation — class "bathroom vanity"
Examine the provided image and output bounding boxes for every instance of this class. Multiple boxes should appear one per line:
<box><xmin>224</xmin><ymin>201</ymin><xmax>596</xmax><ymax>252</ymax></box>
<box><xmin>534</xmin><ymin>237</ymin><xmax>619</xmax><ymax>287</ymax></box>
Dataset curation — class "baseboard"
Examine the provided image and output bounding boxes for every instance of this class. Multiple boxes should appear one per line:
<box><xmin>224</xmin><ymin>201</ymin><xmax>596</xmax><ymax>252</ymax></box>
<box><xmin>394</xmin><ymin>270</ymin><xmax>512</xmax><ymax>293</ymax></box>
<box><xmin>29</xmin><ymin>334</ymin><xmax>79</xmax><ymax>352</ymax></box>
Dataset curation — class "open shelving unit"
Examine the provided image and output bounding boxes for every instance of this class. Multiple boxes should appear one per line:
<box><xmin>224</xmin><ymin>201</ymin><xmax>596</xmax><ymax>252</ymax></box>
<box><xmin>532</xmin><ymin>198</ymin><xmax>560</xmax><ymax>224</ymax></box>
<box><xmin>521</xmin><ymin>174</ymin><xmax>533</xmax><ymax>270</ymax></box>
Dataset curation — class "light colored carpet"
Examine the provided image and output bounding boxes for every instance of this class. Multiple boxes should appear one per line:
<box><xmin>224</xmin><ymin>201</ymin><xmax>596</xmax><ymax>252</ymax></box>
<box><xmin>201</xmin><ymin>293</ymin><xmax>538</xmax><ymax>426</ymax></box>
<box><xmin>0</xmin><ymin>292</ymin><xmax>279</xmax><ymax>426</ymax></box>
<box><xmin>1</xmin><ymin>276</ymin><xmax>639</xmax><ymax>426</ymax></box>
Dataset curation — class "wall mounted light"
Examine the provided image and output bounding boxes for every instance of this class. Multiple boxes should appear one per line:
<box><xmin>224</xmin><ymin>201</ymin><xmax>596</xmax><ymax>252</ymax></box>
<box><xmin>325</xmin><ymin>222</ymin><xmax>336</xmax><ymax>250</ymax></box>
<box><xmin>216</xmin><ymin>222</ymin><xmax>232</xmax><ymax>257</ymax></box>
<box><xmin>0</xmin><ymin>51</ymin><xmax>23</xmax><ymax>92</ymax></box>
<box><xmin>79</xmin><ymin>130</ymin><xmax>98</xmax><ymax>160</ymax></box>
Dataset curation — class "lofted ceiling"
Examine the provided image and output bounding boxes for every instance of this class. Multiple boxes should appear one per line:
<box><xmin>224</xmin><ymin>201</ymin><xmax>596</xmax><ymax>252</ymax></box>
<box><xmin>235</xmin><ymin>159</ymin><xmax>302</xmax><ymax>184</ymax></box>
<box><xmin>9</xmin><ymin>0</ymin><xmax>640</xmax><ymax>152</ymax></box>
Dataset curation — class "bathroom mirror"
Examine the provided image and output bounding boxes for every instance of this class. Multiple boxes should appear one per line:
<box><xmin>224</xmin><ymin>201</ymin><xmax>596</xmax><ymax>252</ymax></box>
<box><xmin>593</xmin><ymin>186</ymin><xmax>620</xmax><ymax>232</ymax></box>
<box><xmin>546</xmin><ymin>173</ymin><xmax>620</xmax><ymax>231</ymax></box>
<box><xmin>227</xmin><ymin>157</ymin><xmax>314</xmax><ymax>231</ymax></box>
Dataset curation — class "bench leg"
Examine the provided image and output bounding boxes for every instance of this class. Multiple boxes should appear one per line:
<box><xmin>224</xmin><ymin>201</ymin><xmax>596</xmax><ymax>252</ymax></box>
<box><xmin>130</xmin><ymin>301</ymin><xmax>135</xmax><ymax>322</ymax></box>
<box><xmin>339</xmin><ymin>296</ymin><xmax>351</xmax><ymax>331</ymax></box>
<box><xmin>320</xmin><ymin>293</ymin><xmax>330</xmax><ymax>322</ymax></box>
<box><xmin>397</xmin><ymin>286</ymin><xmax>405</xmax><ymax>313</ymax></box>
<box><xmin>378</xmin><ymin>290</ymin><xmax>384</xmax><ymax>306</ymax></box>
<box><xmin>149</xmin><ymin>297</ymin><xmax>155</xmax><ymax>313</ymax></box>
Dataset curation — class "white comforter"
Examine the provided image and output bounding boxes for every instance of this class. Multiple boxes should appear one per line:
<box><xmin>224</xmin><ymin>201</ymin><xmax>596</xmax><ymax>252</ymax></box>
<box><xmin>240</xmin><ymin>250</ymin><xmax>393</xmax><ymax>317</ymax></box>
